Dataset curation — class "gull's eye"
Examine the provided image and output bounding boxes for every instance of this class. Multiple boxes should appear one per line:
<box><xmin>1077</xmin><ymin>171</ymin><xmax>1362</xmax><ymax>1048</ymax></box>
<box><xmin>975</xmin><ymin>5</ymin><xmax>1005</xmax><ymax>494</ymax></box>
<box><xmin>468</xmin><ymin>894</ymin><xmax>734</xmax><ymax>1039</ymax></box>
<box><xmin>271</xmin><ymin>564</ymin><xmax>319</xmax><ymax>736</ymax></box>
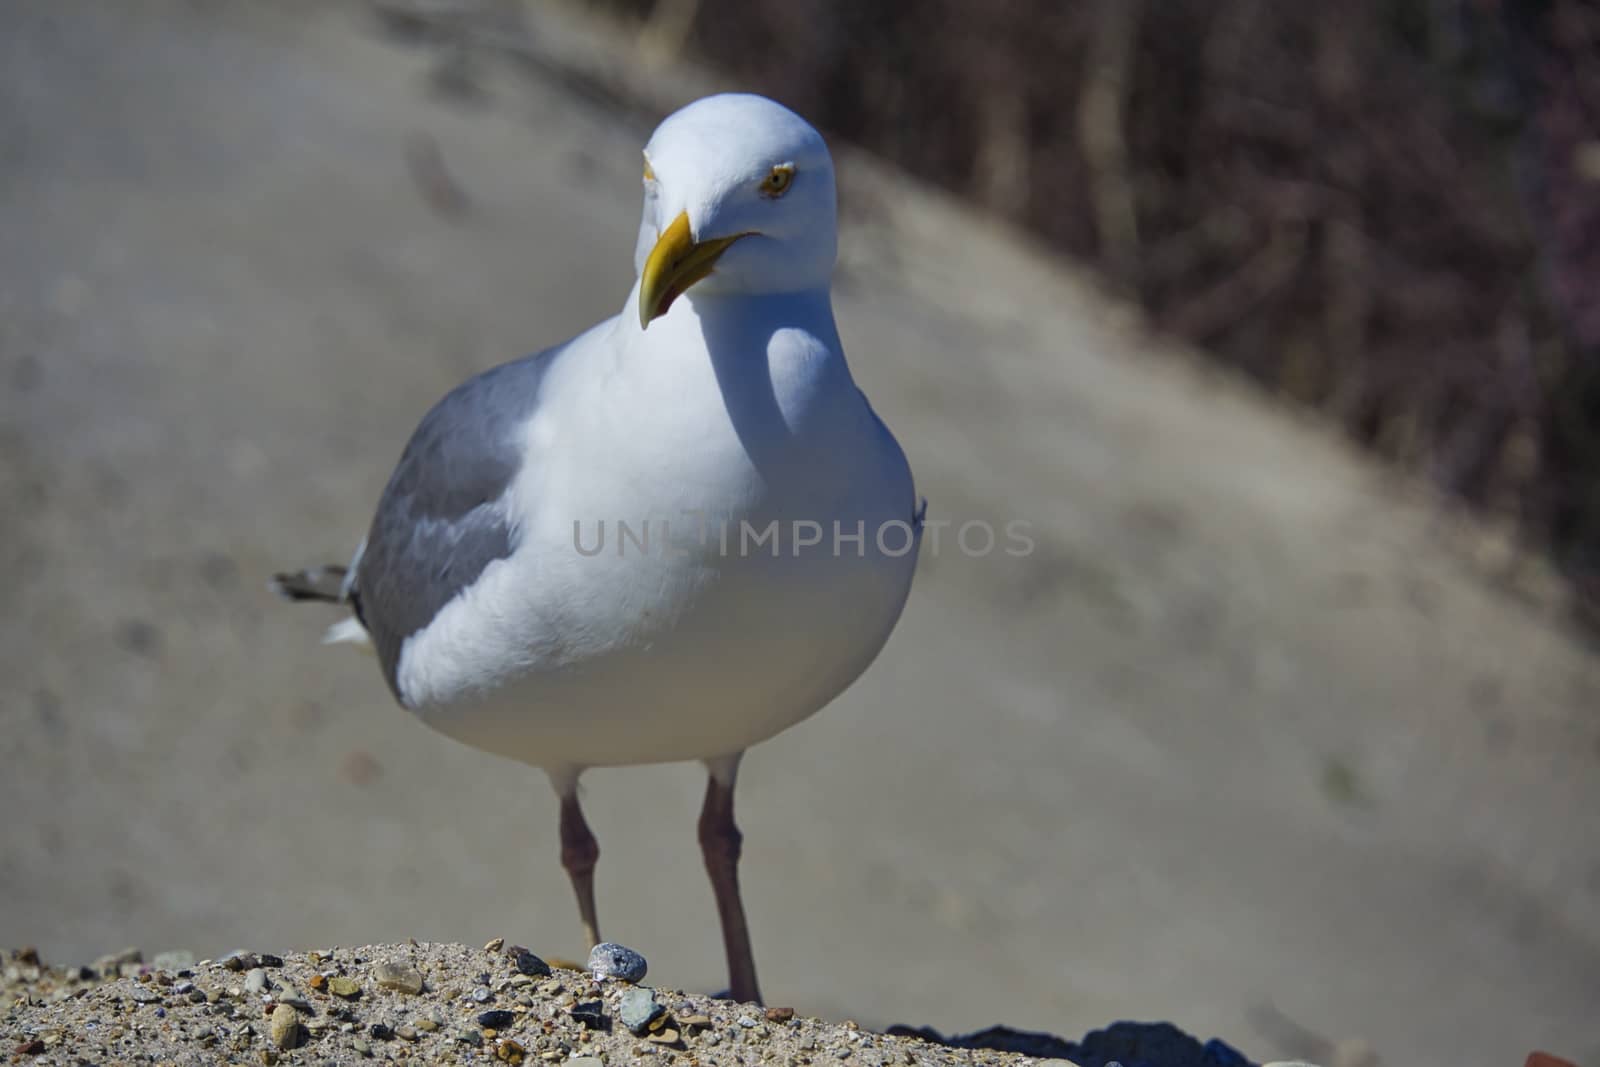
<box><xmin>759</xmin><ymin>163</ymin><xmax>795</xmax><ymax>198</ymax></box>
<box><xmin>643</xmin><ymin>158</ymin><xmax>656</xmax><ymax>183</ymax></box>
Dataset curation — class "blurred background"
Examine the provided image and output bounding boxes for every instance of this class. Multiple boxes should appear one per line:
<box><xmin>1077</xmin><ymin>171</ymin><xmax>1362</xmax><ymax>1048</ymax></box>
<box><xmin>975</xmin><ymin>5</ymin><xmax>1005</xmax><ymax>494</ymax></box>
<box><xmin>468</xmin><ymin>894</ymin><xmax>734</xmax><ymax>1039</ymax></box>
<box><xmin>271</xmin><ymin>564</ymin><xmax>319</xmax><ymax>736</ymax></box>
<box><xmin>2</xmin><ymin>1</ymin><xmax>1597</xmax><ymax>1065</ymax></box>
<box><xmin>599</xmin><ymin>0</ymin><xmax>1600</xmax><ymax>618</ymax></box>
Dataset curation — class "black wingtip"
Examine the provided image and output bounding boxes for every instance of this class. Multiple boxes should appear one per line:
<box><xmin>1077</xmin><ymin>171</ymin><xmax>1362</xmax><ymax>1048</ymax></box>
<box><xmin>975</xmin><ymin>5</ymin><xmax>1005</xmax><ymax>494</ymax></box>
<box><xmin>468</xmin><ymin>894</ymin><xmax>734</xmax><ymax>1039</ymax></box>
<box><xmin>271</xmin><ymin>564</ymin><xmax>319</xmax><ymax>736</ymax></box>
<box><xmin>269</xmin><ymin>565</ymin><xmax>348</xmax><ymax>603</ymax></box>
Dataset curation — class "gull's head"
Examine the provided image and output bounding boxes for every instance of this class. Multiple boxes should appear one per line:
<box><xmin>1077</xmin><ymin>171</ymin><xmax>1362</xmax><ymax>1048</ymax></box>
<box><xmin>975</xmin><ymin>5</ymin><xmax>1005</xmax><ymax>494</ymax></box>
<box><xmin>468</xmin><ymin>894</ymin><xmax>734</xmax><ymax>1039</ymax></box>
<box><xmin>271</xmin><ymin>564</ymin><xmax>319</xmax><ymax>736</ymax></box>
<box><xmin>635</xmin><ymin>93</ymin><xmax>837</xmax><ymax>329</ymax></box>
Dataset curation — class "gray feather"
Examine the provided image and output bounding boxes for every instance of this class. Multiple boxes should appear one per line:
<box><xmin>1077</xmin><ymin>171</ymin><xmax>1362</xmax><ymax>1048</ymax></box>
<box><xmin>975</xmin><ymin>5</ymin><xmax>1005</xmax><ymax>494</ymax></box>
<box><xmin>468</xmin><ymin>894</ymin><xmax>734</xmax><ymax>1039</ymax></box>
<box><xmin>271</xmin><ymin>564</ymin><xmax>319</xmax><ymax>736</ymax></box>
<box><xmin>354</xmin><ymin>350</ymin><xmax>555</xmax><ymax>698</ymax></box>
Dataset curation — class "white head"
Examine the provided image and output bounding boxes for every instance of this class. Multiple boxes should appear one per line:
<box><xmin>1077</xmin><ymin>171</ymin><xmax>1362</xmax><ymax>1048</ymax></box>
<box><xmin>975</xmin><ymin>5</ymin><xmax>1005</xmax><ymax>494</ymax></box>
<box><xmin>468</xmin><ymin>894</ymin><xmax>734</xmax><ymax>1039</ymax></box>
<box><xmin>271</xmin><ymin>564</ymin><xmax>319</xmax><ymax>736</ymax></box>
<box><xmin>634</xmin><ymin>93</ymin><xmax>837</xmax><ymax>328</ymax></box>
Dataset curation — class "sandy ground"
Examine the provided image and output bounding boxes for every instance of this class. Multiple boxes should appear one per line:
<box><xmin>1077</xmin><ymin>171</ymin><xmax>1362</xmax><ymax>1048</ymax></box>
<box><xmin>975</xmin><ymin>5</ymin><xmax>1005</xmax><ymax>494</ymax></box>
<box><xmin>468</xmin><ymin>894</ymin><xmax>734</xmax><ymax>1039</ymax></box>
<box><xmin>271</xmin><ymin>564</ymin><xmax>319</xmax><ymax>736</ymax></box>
<box><xmin>0</xmin><ymin>942</ymin><xmax>1096</xmax><ymax>1066</ymax></box>
<box><xmin>2</xmin><ymin>2</ymin><xmax>1598</xmax><ymax>1065</ymax></box>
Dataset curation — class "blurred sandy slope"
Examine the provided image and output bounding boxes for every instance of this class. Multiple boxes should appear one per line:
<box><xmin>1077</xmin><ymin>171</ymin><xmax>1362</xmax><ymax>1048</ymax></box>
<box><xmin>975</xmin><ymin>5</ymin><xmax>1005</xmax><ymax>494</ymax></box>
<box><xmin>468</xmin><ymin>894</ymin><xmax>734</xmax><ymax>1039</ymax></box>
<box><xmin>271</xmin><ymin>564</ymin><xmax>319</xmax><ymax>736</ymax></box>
<box><xmin>0</xmin><ymin>3</ymin><xmax>1596</xmax><ymax>1065</ymax></box>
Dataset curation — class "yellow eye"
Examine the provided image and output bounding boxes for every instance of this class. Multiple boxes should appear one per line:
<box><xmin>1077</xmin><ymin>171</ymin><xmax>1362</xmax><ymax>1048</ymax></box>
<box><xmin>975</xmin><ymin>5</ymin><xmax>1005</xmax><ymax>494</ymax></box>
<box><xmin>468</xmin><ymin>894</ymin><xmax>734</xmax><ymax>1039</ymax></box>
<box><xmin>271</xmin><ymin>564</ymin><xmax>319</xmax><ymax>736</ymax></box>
<box><xmin>759</xmin><ymin>163</ymin><xmax>795</xmax><ymax>198</ymax></box>
<box><xmin>643</xmin><ymin>158</ymin><xmax>656</xmax><ymax>182</ymax></box>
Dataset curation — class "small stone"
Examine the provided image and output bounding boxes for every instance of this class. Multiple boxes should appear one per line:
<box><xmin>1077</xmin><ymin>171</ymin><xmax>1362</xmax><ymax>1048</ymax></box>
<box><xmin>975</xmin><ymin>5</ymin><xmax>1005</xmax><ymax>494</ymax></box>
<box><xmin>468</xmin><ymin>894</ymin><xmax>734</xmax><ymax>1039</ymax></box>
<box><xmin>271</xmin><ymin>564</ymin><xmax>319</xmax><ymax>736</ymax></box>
<box><xmin>766</xmin><ymin>1006</ymin><xmax>795</xmax><ymax>1023</ymax></box>
<box><xmin>13</xmin><ymin>1039</ymin><xmax>46</xmax><ymax>1055</ymax></box>
<box><xmin>244</xmin><ymin>969</ymin><xmax>268</xmax><ymax>995</ymax></box>
<box><xmin>352</xmin><ymin>1038</ymin><xmax>372</xmax><ymax>1057</ymax></box>
<box><xmin>497</xmin><ymin>1038</ymin><xmax>527</xmax><ymax>1063</ymax></box>
<box><xmin>308</xmin><ymin>974</ymin><xmax>327</xmax><ymax>992</ymax></box>
<box><xmin>478</xmin><ymin>1009</ymin><xmax>516</xmax><ymax>1030</ymax></box>
<box><xmin>413</xmin><ymin>1018</ymin><xmax>440</xmax><ymax>1033</ymax></box>
<box><xmin>484</xmin><ymin>937</ymin><xmax>505</xmax><ymax>953</ymax></box>
<box><xmin>327</xmin><ymin>976</ymin><xmax>362</xmax><ymax>999</ymax></box>
<box><xmin>513</xmin><ymin>951</ymin><xmax>551</xmax><ymax>977</ymax></box>
<box><xmin>223</xmin><ymin>953</ymin><xmax>257</xmax><ymax>972</ymax></box>
<box><xmin>571</xmin><ymin>1001</ymin><xmax>608</xmax><ymax>1030</ymax></box>
<box><xmin>618</xmin><ymin>987</ymin><xmax>664</xmax><ymax>1035</ymax></box>
<box><xmin>369</xmin><ymin>1023</ymin><xmax>395</xmax><ymax>1041</ymax></box>
<box><xmin>738</xmin><ymin>1015</ymin><xmax>759</xmax><ymax>1028</ymax></box>
<box><xmin>396</xmin><ymin>1025</ymin><xmax>419</xmax><ymax>1042</ymax></box>
<box><xmin>374</xmin><ymin>961</ymin><xmax>425</xmax><ymax>995</ymax></box>
<box><xmin>473</xmin><ymin>985</ymin><xmax>494</xmax><ymax>1003</ymax></box>
<box><xmin>188</xmin><ymin>990</ymin><xmax>208</xmax><ymax>1004</ymax></box>
<box><xmin>646</xmin><ymin>1028</ymin><xmax>682</xmax><ymax>1046</ymax></box>
<box><xmin>257</xmin><ymin>954</ymin><xmax>285</xmax><ymax>968</ymax></box>
<box><xmin>129</xmin><ymin>986</ymin><xmax>161</xmax><ymax>1004</ymax></box>
<box><xmin>679</xmin><ymin>1015</ymin><xmax>713</xmax><ymax>1030</ymax></box>
<box><xmin>587</xmin><ymin>943</ymin><xmax>647</xmax><ymax>983</ymax></box>
<box><xmin>269</xmin><ymin>1003</ymin><xmax>301</xmax><ymax>1050</ymax></box>
<box><xmin>457</xmin><ymin>1029</ymin><xmax>484</xmax><ymax>1047</ymax></box>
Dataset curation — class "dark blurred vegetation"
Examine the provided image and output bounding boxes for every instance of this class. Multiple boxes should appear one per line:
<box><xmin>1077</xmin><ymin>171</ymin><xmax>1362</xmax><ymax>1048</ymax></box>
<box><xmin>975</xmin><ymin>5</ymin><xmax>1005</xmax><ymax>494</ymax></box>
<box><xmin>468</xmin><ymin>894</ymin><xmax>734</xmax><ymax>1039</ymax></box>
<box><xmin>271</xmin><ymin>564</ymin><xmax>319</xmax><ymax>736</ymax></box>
<box><xmin>592</xmin><ymin>0</ymin><xmax>1600</xmax><ymax>617</ymax></box>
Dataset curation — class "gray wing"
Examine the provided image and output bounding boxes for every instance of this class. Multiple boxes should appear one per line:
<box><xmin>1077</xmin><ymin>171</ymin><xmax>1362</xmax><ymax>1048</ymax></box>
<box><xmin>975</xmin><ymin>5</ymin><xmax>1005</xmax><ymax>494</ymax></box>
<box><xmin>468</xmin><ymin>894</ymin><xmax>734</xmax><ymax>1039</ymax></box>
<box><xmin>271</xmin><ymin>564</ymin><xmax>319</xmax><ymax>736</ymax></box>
<box><xmin>354</xmin><ymin>351</ymin><xmax>554</xmax><ymax>699</ymax></box>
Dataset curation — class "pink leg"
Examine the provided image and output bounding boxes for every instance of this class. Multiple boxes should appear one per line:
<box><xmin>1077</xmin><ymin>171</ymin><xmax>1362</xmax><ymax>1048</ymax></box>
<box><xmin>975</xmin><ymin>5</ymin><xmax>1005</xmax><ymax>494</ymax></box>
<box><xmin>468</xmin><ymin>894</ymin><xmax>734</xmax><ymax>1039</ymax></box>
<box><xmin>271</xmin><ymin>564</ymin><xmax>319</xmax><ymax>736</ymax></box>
<box><xmin>559</xmin><ymin>791</ymin><xmax>601</xmax><ymax>949</ymax></box>
<box><xmin>698</xmin><ymin>759</ymin><xmax>762</xmax><ymax>1004</ymax></box>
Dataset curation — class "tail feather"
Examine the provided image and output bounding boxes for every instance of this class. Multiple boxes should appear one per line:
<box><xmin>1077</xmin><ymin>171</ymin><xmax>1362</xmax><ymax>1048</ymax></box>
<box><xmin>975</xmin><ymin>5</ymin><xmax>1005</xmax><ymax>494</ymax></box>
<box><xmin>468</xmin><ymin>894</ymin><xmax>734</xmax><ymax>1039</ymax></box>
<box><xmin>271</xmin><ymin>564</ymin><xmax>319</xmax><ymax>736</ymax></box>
<box><xmin>269</xmin><ymin>565</ymin><xmax>349</xmax><ymax>604</ymax></box>
<box><xmin>322</xmin><ymin>617</ymin><xmax>373</xmax><ymax>650</ymax></box>
<box><xmin>274</xmin><ymin>549</ymin><xmax>371</xmax><ymax>655</ymax></box>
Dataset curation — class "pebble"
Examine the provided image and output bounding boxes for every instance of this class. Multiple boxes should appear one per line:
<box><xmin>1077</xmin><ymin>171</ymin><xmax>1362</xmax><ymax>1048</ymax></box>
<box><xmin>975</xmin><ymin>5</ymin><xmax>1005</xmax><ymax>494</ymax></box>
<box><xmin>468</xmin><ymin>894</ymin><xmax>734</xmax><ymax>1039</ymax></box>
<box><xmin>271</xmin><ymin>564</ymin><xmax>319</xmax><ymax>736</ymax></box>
<box><xmin>472</xmin><ymin>985</ymin><xmax>494</xmax><ymax>1003</ymax></box>
<box><xmin>395</xmin><ymin>1025</ymin><xmax>419</xmax><ymax>1042</ymax></box>
<box><xmin>328</xmin><ymin>976</ymin><xmax>362</xmax><ymax>999</ymax></box>
<box><xmin>571</xmin><ymin>1001</ymin><xmax>608</xmax><ymax>1030</ymax></box>
<box><xmin>513</xmin><ymin>950</ymin><xmax>550</xmax><ymax>977</ymax></box>
<box><xmin>244</xmin><ymin>968</ymin><xmax>268</xmax><ymax>995</ymax></box>
<box><xmin>457</xmin><ymin>1028</ymin><xmax>484</xmax><ymax>1047</ymax></box>
<box><xmin>369</xmin><ymin>1023</ymin><xmax>395</xmax><ymax>1041</ymax></box>
<box><xmin>413</xmin><ymin>1017</ymin><xmax>441</xmax><ymax>1032</ymax></box>
<box><xmin>617</xmin><ymin>986</ymin><xmax>663</xmax><ymax>1034</ymax></box>
<box><xmin>269</xmin><ymin>1003</ymin><xmax>301</xmax><ymax>1050</ymax></box>
<box><xmin>587</xmin><ymin>943</ymin><xmax>647</xmax><ymax>983</ymax></box>
<box><xmin>497</xmin><ymin>1038</ymin><xmax>527</xmax><ymax>1063</ymax></box>
<box><xmin>477</xmin><ymin>1009</ymin><xmax>516</xmax><ymax>1030</ymax></box>
<box><xmin>128</xmin><ymin>986</ymin><xmax>161</xmax><ymax>1004</ymax></box>
<box><xmin>374</xmin><ymin>961</ymin><xmax>425</xmax><ymax>994</ymax></box>
<box><xmin>767</xmin><ymin>1006</ymin><xmax>796</xmax><ymax>1023</ymax></box>
<box><xmin>484</xmin><ymin>937</ymin><xmax>505</xmax><ymax>953</ymax></box>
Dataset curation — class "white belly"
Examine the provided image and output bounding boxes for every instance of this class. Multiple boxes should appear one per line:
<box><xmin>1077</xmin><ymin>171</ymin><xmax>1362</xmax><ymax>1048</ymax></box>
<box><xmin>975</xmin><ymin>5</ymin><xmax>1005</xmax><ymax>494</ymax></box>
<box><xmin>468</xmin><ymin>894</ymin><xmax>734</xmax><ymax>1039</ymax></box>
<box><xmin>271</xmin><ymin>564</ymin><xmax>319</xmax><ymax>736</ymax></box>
<box><xmin>391</xmin><ymin>303</ymin><xmax>920</xmax><ymax>773</ymax></box>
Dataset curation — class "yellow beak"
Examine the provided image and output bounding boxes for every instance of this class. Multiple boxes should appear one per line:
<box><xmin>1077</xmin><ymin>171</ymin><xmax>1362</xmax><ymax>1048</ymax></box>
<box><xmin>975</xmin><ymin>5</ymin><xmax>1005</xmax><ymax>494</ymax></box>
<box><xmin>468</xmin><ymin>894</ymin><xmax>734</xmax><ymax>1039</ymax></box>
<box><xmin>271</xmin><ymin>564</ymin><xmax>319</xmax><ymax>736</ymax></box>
<box><xmin>638</xmin><ymin>211</ymin><xmax>747</xmax><ymax>329</ymax></box>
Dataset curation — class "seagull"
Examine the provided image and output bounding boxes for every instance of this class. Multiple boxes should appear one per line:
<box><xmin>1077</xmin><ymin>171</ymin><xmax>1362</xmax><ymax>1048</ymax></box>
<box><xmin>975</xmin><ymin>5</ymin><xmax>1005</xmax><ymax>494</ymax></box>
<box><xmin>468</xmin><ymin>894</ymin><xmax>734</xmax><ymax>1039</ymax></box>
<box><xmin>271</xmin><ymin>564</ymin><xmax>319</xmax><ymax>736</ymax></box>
<box><xmin>273</xmin><ymin>93</ymin><xmax>921</xmax><ymax>1005</ymax></box>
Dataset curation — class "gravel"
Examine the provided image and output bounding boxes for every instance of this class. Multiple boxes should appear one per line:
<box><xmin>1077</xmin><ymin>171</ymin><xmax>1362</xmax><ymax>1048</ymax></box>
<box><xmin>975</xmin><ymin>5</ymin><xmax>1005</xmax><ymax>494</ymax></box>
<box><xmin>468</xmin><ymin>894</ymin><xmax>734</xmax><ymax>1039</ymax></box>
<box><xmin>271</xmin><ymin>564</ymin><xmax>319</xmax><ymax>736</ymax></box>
<box><xmin>1</xmin><ymin>943</ymin><xmax>1302</xmax><ymax>1066</ymax></box>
